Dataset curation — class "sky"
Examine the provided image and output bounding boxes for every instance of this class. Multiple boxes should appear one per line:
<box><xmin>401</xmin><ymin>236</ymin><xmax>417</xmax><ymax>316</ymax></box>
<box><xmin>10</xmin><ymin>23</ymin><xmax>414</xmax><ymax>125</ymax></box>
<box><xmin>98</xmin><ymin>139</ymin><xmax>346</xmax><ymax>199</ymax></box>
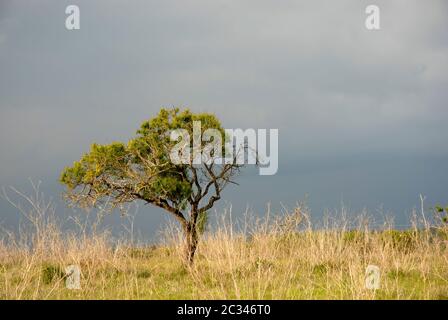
<box><xmin>0</xmin><ymin>0</ymin><xmax>447</xmax><ymax>240</ymax></box>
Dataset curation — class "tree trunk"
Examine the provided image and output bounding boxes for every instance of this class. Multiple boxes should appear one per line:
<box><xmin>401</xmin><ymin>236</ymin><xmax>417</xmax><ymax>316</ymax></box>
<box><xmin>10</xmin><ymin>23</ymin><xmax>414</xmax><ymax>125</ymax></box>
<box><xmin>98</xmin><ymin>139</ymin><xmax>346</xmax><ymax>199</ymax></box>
<box><xmin>185</xmin><ymin>222</ymin><xmax>199</xmax><ymax>265</ymax></box>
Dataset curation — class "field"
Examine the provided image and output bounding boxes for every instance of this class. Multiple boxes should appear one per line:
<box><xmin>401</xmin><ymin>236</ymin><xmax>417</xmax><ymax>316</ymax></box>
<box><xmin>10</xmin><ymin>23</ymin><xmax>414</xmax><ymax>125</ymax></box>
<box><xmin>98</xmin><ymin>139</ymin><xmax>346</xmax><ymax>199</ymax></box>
<box><xmin>1</xmin><ymin>190</ymin><xmax>447</xmax><ymax>300</ymax></box>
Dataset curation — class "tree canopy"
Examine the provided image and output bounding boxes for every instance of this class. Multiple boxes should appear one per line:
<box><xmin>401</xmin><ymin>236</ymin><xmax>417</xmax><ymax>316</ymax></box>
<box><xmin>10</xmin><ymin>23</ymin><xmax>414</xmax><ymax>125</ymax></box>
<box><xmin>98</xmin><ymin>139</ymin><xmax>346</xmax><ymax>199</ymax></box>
<box><xmin>60</xmin><ymin>108</ymin><xmax>243</xmax><ymax>263</ymax></box>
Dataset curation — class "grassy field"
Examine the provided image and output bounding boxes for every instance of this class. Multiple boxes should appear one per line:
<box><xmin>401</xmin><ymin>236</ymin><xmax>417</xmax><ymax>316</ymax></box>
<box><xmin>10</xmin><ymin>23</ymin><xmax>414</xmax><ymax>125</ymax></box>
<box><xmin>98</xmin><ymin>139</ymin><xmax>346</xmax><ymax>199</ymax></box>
<box><xmin>1</xmin><ymin>191</ymin><xmax>448</xmax><ymax>300</ymax></box>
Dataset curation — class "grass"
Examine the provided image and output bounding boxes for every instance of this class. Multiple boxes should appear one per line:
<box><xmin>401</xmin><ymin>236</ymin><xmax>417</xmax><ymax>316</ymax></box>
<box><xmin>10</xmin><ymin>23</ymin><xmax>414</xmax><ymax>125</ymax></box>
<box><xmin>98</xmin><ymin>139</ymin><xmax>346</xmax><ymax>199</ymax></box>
<box><xmin>0</xmin><ymin>186</ymin><xmax>447</xmax><ymax>300</ymax></box>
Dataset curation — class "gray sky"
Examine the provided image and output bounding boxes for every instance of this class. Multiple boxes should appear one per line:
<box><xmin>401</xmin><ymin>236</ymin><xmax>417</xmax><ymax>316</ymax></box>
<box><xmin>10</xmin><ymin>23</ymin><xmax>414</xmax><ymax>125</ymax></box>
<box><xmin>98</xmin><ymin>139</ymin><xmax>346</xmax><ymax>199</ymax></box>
<box><xmin>1</xmin><ymin>0</ymin><xmax>447</xmax><ymax>239</ymax></box>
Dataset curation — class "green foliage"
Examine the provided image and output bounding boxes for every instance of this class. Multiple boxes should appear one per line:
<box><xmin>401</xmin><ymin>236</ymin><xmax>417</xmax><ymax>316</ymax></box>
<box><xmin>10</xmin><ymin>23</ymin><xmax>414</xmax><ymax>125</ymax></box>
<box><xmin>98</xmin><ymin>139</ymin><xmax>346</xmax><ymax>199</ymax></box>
<box><xmin>126</xmin><ymin>246</ymin><xmax>158</xmax><ymax>259</ymax></box>
<box><xmin>342</xmin><ymin>230</ymin><xmax>365</xmax><ymax>244</ymax></box>
<box><xmin>311</xmin><ymin>262</ymin><xmax>341</xmax><ymax>276</ymax></box>
<box><xmin>41</xmin><ymin>264</ymin><xmax>65</xmax><ymax>284</ymax></box>
<box><xmin>59</xmin><ymin>108</ymin><xmax>226</xmax><ymax>211</ymax></box>
<box><xmin>60</xmin><ymin>143</ymin><xmax>128</xmax><ymax>189</ymax></box>
<box><xmin>386</xmin><ymin>268</ymin><xmax>420</xmax><ymax>280</ymax></box>
<box><xmin>434</xmin><ymin>205</ymin><xmax>448</xmax><ymax>223</ymax></box>
<box><xmin>196</xmin><ymin>211</ymin><xmax>209</xmax><ymax>234</ymax></box>
<box><xmin>380</xmin><ymin>230</ymin><xmax>417</xmax><ymax>251</ymax></box>
<box><xmin>136</xmin><ymin>270</ymin><xmax>152</xmax><ymax>279</ymax></box>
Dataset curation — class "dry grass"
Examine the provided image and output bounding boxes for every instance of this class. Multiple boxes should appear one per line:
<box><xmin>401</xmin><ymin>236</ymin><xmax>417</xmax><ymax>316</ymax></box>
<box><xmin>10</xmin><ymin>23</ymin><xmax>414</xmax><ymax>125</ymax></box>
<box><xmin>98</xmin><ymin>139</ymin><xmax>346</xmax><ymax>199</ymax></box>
<box><xmin>1</xmin><ymin>185</ymin><xmax>448</xmax><ymax>300</ymax></box>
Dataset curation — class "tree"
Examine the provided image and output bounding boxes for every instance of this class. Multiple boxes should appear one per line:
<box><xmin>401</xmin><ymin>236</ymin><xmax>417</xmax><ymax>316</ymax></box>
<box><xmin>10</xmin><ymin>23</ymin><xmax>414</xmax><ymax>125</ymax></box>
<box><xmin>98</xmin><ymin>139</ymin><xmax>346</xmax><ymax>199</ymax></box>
<box><xmin>434</xmin><ymin>205</ymin><xmax>448</xmax><ymax>224</ymax></box>
<box><xmin>60</xmin><ymin>108</ymin><xmax>244</xmax><ymax>264</ymax></box>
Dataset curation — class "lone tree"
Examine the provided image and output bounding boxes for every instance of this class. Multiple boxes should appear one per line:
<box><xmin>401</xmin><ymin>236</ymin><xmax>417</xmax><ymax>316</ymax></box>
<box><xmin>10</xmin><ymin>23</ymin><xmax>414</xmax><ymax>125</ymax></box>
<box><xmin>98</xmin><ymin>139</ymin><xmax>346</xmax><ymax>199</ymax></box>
<box><xmin>60</xmin><ymin>108</ymin><xmax>244</xmax><ymax>264</ymax></box>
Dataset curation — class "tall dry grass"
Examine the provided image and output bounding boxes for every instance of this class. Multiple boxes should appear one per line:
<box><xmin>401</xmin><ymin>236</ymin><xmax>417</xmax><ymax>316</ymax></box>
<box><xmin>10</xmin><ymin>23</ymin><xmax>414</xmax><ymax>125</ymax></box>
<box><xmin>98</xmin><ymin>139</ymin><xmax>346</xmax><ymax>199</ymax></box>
<box><xmin>1</xmin><ymin>184</ymin><xmax>447</xmax><ymax>299</ymax></box>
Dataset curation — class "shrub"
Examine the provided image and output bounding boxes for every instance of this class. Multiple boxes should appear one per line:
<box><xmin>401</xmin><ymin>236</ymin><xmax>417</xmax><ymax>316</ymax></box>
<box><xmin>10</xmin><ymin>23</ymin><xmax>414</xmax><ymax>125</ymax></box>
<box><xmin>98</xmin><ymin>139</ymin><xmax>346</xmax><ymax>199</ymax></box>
<box><xmin>41</xmin><ymin>264</ymin><xmax>65</xmax><ymax>284</ymax></box>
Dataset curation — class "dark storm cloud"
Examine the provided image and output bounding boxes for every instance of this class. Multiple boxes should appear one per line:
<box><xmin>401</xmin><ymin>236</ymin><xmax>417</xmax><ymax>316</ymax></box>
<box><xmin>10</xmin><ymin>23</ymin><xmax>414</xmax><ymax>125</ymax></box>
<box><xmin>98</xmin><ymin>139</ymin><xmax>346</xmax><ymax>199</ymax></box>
<box><xmin>0</xmin><ymin>0</ymin><xmax>447</xmax><ymax>237</ymax></box>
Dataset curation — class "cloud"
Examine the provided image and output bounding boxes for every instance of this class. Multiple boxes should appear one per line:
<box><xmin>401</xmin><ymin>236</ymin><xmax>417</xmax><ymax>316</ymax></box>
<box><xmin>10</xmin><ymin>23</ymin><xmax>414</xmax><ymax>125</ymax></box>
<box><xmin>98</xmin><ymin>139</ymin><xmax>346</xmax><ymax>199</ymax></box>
<box><xmin>0</xmin><ymin>0</ymin><xmax>447</xmax><ymax>228</ymax></box>
<box><xmin>1</xmin><ymin>0</ymin><xmax>447</xmax><ymax>151</ymax></box>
